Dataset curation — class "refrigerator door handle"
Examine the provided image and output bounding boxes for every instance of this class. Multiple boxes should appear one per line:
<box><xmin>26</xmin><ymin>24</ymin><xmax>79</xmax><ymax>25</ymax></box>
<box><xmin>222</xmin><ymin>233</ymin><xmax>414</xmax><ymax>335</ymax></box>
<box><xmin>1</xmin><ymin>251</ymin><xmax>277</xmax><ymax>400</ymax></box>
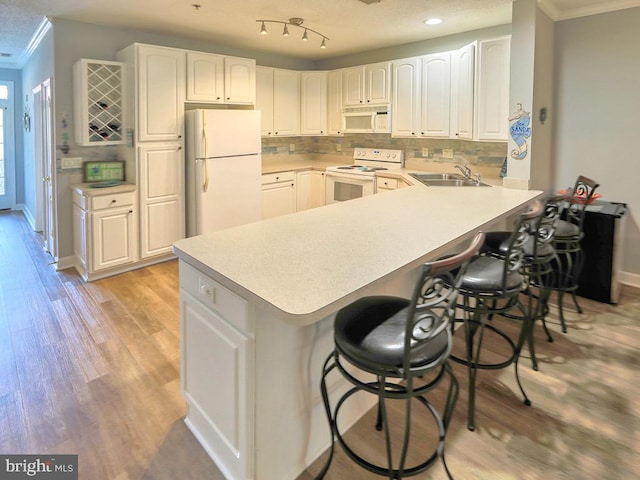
<box><xmin>201</xmin><ymin>110</ymin><xmax>210</xmax><ymax>192</ymax></box>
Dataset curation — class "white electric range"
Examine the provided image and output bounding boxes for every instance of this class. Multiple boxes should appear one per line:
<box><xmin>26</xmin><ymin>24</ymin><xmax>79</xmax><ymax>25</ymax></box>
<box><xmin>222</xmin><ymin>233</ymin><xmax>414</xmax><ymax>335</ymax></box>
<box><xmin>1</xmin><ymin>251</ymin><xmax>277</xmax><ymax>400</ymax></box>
<box><xmin>325</xmin><ymin>148</ymin><xmax>404</xmax><ymax>204</ymax></box>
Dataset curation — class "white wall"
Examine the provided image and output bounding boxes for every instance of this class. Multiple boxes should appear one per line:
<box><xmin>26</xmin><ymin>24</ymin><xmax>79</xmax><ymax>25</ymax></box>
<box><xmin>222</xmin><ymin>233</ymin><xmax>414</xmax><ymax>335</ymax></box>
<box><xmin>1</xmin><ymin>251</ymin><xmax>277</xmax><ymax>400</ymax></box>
<box><xmin>21</xmin><ymin>26</ymin><xmax>54</xmax><ymax>226</ymax></box>
<box><xmin>554</xmin><ymin>7</ymin><xmax>640</xmax><ymax>279</ymax></box>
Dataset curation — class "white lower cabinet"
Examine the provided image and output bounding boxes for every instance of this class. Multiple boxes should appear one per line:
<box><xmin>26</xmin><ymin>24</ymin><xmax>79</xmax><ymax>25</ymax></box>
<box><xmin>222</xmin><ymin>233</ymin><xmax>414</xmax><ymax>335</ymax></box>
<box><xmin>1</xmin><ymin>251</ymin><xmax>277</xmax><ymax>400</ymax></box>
<box><xmin>296</xmin><ymin>170</ymin><xmax>325</xmax><ymax>211</ymax></box>
<box><xmin>179</xmin><ymin>261</ymin><xmax>253</xmax><ymax>480</ymax></box>
<box><xmin>72</xmin><ymin>187</ymin><xmax>136</xmax><ymax>280</ymax></box>
<box><xmin>138</xmin><ymin>143</ymin><xmax>185</xmax><ymax>258</ymax></box>
<box><xmin>261</xmin><ymin>171</ymin><xmax>296</xmax><ymax>219</ymax></box>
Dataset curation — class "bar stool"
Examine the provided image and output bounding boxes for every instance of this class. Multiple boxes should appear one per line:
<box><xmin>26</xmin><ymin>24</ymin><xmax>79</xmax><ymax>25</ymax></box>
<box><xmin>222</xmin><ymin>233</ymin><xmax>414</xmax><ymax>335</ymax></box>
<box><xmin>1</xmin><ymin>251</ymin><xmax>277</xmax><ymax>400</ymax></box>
<box><xmin>449</xmin><ymin>200</ymin><xmax>542</xmax><ymax>431</ymax></box>
<box><xmin>480</xmin><ymin>200</ymin><xmax>560</xmax><ymax>370</ymax></box>
<box><xmin>546</xmin><ymin>175</ymin><xmax>600</xmax><ymax>333</ymax></box>
<box><xmin>315</xmin><ymin>232</ymin><xmax>485</xmax><ymax>480</ymax></box>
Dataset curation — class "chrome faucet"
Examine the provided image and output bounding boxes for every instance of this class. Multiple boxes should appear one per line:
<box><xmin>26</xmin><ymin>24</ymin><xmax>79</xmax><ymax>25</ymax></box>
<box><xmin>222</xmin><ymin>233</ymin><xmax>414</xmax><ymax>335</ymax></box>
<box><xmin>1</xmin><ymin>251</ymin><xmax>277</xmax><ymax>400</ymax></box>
<box><xmin>454</xmin><ymin>164</ymin><xmax>472</xmax><ymax>179</ymax></box>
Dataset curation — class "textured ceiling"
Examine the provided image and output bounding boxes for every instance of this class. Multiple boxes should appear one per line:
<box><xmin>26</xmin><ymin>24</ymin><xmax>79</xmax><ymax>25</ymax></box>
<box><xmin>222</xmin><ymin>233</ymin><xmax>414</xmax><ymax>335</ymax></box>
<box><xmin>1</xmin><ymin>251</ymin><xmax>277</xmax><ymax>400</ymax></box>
<box><xmin>0</xmin><ymin>0</ymin><xmax>638</xmax><ymax>68</ymax></box>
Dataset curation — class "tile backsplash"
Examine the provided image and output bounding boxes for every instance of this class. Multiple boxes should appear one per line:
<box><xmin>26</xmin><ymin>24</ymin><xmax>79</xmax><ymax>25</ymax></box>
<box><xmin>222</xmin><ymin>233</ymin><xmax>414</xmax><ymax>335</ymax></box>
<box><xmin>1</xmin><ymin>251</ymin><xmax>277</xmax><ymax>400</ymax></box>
<box><xmin>262</xmin><ymin>134</ymin><xmax>507</xmax><ymax>177</ymax></box>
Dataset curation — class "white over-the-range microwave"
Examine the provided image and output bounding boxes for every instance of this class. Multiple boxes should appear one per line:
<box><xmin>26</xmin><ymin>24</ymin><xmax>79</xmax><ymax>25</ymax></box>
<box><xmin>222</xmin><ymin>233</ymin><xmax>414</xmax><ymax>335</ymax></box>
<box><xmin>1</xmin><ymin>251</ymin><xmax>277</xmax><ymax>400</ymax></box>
<box><xmin>342</xmin><ymin>105</ymin><xmax>391</xmax><ymax>133</ymax></box>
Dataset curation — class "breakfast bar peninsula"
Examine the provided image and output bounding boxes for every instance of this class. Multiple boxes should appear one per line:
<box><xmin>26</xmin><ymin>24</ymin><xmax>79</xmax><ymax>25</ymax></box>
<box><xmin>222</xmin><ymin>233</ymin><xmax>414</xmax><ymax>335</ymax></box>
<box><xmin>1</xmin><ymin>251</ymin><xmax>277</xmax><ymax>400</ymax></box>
<box><xmin>172</xmin><ymin>183</ymin><xmax>542</xmax><ymax>480</ymax></box>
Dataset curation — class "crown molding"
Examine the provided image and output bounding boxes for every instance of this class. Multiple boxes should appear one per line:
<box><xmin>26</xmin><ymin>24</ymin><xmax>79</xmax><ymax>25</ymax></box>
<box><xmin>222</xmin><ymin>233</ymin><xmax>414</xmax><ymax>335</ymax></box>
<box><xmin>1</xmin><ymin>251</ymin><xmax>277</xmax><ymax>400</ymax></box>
<box><xmin>18</xmin><ymin>17</ymin><xmax>52</xmax><ymax>67</ymax></box>
<box><xmin>536</xmin><ymin>0</ymin><xmax>561</xmax><ymax>21</ymax></box>
<box><xmin>537</xmin><ymin>0</ymin><xmax>640</xmax><ymax>21</ymax></box>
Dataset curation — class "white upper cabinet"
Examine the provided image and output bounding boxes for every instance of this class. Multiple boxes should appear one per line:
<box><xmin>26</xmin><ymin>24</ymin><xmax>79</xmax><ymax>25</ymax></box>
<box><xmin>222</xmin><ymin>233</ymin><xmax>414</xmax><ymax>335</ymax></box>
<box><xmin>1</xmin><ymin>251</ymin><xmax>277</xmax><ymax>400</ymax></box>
<box><xmin>186</xmin><ymin>51</ymin><xmax>223</xmax><ymax>102</ymax></box>
<box><xmin>273</xmin><ymin>69</ymin><xmax>300</xmax><ymax>136</ymax></box>
<box><xmin>343</xmin><ymin>62</ymin><xmax>391</xmax><ymax>106</ymax></box>
<box><xmin>366</xmin><ymin>62</ymin><xmax>392</xmax><ymax>105</ymax></box>
<box><xmin>476</xmin><ymin>36</ymin><xmax>511</xmax><ymax>141</ymax></box>
<box><xmin>256</xmin><ymin>67</ymin><xmax>300</xmax><ymax>137</ymax></box>
<box><xmin>391</xmin><ymin>57</ymin><xmax>421</xmax><ymax>137</ymax></box>
<box><xmin>134</xmin><ymin>44</ymin><xmax>186</xmax><ymax>142</ymax></box>
<box><xmin>327</xmin><ymin>70</ymin><xmax>343</xmax><ymax>136</ymax></box>
<box><xmin>224</xmin><ymin>56</ymin><xmax>256</xmax><ymax>104</ymax></box>
<box><xmin>300</xmin><ymin>71</ymin><xmax>327</xmax><ymax>135</ymax></box>
<box><xmin>255</xmin><ymin>66</ymin><xmax>275</xmax><ymax>137</ymax></box>
<box><xmin>450</xmin><ymin>42</ymin><xmax>476</xmax><ymax>140</ymax></box>
<box><xmin>186</xmin><ymin>52</ymin><xmax>255</xmax><ymax>104</ymax></box>
<box><xmin>421</xmin><ymin>52</ymin><xmax>452</xmax><ymax>137</ymax></box>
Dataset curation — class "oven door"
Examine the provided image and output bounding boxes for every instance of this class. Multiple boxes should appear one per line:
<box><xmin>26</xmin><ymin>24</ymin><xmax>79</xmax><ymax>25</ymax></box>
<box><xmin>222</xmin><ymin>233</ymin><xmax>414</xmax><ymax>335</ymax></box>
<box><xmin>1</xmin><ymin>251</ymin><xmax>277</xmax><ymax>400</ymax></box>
<box><xmin>325</xmin><ymin>171</ymin><xmax>375</xmax><ymax>204</ymax></box>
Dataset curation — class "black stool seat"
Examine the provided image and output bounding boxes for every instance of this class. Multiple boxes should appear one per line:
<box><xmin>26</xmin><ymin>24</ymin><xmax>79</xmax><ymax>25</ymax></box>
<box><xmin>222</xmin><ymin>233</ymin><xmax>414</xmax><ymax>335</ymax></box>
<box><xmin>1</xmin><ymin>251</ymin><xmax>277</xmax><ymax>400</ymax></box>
<box><xmin>315</xmin><ymin>232</ymin><xmax>485</xmax><ymax>480</ymax></box>
<box><xmin>483</xmin><ymin>231</ymin><xmax>556</xmax><ymax>260</ymax></box>
<box><xmin>459</xmin><ymin>255</ymin><xmax>523</xmax><ymax>292</ymax></box>
<box><xmin>335</xmin><ymin>296</ymin><xmax>449</xmax><ymax>372</ymax></box>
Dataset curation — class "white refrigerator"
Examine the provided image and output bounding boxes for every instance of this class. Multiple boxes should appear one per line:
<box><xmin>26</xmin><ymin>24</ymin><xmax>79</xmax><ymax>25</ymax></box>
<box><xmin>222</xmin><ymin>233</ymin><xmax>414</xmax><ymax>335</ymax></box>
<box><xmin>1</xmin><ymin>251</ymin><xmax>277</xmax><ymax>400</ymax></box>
<box><xmin>185</xmin><ymin>109</ymin><xmax>262</xmax><ymax>236</ymax></box>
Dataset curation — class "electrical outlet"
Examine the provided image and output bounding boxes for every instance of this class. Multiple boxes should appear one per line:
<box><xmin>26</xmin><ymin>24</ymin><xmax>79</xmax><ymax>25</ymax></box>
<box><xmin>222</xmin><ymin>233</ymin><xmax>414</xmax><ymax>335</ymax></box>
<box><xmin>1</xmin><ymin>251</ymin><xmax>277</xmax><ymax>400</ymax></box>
<box><xmin>421</xmin><ymin>148</ymin><xmax>429</xmax><ymax>157</ymax></box>
<box><xmin>289</xmin><ymin>144</ymin><xmax>295</xmax><ymax>153</ymax></box>
<box><xmin>442</xmin><ymin>149</ymin><xmax>454</xmax><ymax>159</ymax></box>
<box><xmin>61</xmin><ymin>157</ymin><xmax>83</xmax><ymax>169</ymax></box>
<box><xmin>336</xmin><ymin>143</ymin><xmax>342</xmax><ymax>152</ymax></box>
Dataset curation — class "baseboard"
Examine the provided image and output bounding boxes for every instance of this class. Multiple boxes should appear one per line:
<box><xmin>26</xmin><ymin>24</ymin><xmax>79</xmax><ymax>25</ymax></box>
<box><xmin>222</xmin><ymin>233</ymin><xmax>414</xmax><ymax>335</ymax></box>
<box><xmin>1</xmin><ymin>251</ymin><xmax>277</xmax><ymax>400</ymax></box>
<box><xmin>620</xmin><ymin>271</ymin><xmax>640</xmax><ymax>289</ymax></box>
<box><xmin>16</xmin><ymin>204</ymin><xmax>38</xmax><ymax>231</ymax></box>
<box><xmin>55</xmin><ymin>255</ymin><xmax>77</xmax><ymax>271</ymax></box>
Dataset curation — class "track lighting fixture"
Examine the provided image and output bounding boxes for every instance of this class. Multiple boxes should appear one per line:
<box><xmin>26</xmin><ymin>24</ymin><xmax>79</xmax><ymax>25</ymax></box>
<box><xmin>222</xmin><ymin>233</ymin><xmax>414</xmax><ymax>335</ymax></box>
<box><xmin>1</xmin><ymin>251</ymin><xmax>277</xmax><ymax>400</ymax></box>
<box><xmin>256</xmin><ymin>18</ymin><xmax>329</xmax><ymax>48</ymax></box>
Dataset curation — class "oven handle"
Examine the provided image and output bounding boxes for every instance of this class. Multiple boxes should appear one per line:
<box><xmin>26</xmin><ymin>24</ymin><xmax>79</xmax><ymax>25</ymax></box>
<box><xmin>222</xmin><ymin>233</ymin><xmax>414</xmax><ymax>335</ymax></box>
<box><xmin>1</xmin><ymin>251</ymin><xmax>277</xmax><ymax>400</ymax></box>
<box><xmin>325</xmin><ymin>171</ymin><xmax>376</xmax><ymax>182</ymax></box>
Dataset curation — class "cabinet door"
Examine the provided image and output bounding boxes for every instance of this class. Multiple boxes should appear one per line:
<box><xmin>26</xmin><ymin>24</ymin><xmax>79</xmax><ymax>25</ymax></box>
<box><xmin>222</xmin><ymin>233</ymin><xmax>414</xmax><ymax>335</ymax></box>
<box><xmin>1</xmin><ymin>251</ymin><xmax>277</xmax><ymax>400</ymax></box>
<box><xmin>392</xmin><ymin>57</ymin><xmax>420</xmax><ymax>138</ymax></box>
<box><xmin>186</xmin><ymin>51</ymin><xmax>224</xmax><ymax>103</ymax></box>
<box><xmin>450</xmin><ymin>42</ymin><xmax>476</xmax><ymax>140</ymax></box>
<box><xmin>262</xmin><ymin>181</ymin><xmax>296</xmax><ymax>219</ymax></box>
<box><xmin>366</xmin><ymin>62</ymin><xmax>391</xmax><ymax>104</ymax></box>
<box><xmin>255</xmin><ymin>66</ymin><xmax>274</xmax><ymax>136</ymax></box>
<box><xmin>91</xmin><ymin>207</ymin><xmax>135</xmax><ymax>271</ymax></box>
<box><xmin>181</xmin><ymin>289</ymin><xmax>251</xmax><ymax>480</ymax></box>
<box><xmin>421</xmin><ymin>52</ymin><xmax>452</xmax><ymax>137</ymax></box>
<box><xmin>273</xmin><ymin>69</ymin><xmax>300</xmax><ymax>137</ymax></box>
<box><xmin>224</xmin><ymin>56</ymin><xmax>256</xmax><ymax>104</ymax></box>
<box><xmin>139</xmin><ymin>143</ymin><xmax>185</xmax><ymax>258</ymax></box>
<box><xmin>327</xmin><ymin>70</ymin><xmax>343</xmax><ymax>136</ymax></box>
<box><xmin>342</xmin><ymin>66</ymin><xmax>365</xmax><ymax>105</ymax></box>
<box><xmin>296</xmin><ymin>170</ymin><xmax>325</xmax><ymax>211</ymax></box>
<box><xmin>73</xmin><ymin>203</ymin><xmax>87</xmax><ymax>269</ymax></box>
<box><xmin>300</xmin><ymin>71</ymin><xmax>327</xmax><ymax>135</ymax></box>
<box><xmin>137</xmin><ymin>45</ymin><xmax>185</xmax><ymax>142</ymax></box>
<box><xmin>476</xmin><ymin>37</ymin><xmax>510</xmax><ymax>141</ymax></box>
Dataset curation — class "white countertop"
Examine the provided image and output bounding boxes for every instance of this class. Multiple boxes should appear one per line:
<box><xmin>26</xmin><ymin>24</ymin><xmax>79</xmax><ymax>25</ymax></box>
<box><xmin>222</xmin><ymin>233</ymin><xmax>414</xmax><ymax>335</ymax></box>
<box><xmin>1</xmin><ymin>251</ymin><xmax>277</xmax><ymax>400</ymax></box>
<box><xmin>173</xmin><ymin>184</ymin><xmax>542</xmax><ymax>325</ymax></box>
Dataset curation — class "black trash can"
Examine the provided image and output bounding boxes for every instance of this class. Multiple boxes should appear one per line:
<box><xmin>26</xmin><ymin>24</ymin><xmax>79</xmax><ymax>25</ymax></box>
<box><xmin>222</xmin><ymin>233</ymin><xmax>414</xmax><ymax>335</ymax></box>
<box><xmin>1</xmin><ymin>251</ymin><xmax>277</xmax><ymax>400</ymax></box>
<box><xmin>576</xmin><ymin>200</ymin><xmax>627</xmax><ymax>304</ymax></box>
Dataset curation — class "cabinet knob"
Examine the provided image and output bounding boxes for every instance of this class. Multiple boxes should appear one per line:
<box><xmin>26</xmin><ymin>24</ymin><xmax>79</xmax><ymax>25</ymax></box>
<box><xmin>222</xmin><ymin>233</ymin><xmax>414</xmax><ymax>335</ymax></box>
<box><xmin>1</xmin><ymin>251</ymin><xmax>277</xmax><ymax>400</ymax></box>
<box><xmin>217</xmin><ymin>97</ymin><xmax>221</xmax><ymax>100</ymax></box>
<box><xmin>178</xmin><ymin>146</ymin><xmax>182</xmax><ymax>150</ymax></box>
<box><xmin>129</xmin><ymin>210</ymin><xmax>133</xmax><ymax>214</ymax></box>
<box><xmin>227</xmin><ymin>97</ymin><xmax>230</xmax><ymax>100</ymax></box>
<box><xmin>111</xmin><ymin>199</ymin><xmax>117</xmax><ymax>204</ymax></box>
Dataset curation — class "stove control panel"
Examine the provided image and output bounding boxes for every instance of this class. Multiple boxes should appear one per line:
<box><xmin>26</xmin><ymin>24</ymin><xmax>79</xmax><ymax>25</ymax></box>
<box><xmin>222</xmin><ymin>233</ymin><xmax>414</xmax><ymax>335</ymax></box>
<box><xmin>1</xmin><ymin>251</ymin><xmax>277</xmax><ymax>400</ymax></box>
<box><xmin>353</xmin><ymin>148</ymin><xmax>404</xmax><ymax>165</ymax></box>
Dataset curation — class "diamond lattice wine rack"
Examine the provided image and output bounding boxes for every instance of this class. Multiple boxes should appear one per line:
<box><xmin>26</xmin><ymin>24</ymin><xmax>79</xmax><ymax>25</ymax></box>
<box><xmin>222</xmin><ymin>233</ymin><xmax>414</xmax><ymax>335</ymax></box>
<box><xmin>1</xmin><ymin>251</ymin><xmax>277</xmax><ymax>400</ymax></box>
<box><xmin>73</xmin><ymin>59</ymin><xmax>124</xmax><ymax>146</ymax></box>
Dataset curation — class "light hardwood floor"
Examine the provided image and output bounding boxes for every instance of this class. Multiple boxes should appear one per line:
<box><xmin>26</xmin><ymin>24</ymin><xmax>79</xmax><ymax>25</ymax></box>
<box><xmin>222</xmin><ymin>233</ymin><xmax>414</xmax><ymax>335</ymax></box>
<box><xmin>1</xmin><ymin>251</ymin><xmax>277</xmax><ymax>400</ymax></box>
<box><xmin>1</xmin><ymin>210</ymin><xmax>638</xmax><ymax>479</ymax></box>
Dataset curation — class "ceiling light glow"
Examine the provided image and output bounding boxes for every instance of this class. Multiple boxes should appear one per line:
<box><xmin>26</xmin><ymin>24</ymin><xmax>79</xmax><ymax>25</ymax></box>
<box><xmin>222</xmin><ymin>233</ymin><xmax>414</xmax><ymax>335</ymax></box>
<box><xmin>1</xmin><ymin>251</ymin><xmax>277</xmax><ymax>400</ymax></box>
<box><xmin>424</xmin><ymin>18</ymin><xmax>443</xmax><ymax>25</ymax></box>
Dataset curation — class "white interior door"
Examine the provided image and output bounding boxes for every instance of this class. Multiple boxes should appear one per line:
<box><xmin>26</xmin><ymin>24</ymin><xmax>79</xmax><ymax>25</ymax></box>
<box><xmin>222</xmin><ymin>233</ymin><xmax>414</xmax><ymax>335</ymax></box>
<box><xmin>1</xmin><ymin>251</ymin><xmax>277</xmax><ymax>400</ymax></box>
<box><xmin>32</xmin><ymin>85</ymin><xmax>44</xmax><ymax>231</ymax></box>
<box><xmin>0</xmin><ymin>81</ymin><xmax>16</xmax><ymax>210</ymax></box>
<box><xmin>42</xmin><ymin>79</ymin><xmax>58</xmax><ymax>258</ymax></box>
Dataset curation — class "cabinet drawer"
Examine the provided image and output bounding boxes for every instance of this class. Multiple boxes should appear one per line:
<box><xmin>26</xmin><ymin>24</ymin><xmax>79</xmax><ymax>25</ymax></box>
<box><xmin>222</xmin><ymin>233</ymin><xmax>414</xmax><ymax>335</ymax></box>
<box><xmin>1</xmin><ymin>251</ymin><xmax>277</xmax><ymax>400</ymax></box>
<box><xmin>262</xmin><ymin>171</ymin><xmax>295</xmax><ymax>185</ymax></box>
<box><xmin>180</xmin><ymin>261</ymin><xmax>250</xmax><ymax>333</ymax></box>
<box><xmin>90</xmin><ymin>191</ymin><xmax>135</xmax><ymax>210</ymax></box>
<box><xmin>377</xmin><ymin>177</ymin><xmax>398</xmax><ymax>190</ymax></box>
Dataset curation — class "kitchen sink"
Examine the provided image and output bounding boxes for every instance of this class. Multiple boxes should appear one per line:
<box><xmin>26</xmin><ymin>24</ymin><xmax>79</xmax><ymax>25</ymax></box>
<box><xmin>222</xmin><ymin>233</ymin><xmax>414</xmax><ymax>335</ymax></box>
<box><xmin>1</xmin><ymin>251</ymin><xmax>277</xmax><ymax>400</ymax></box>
<box><xmin>409</xmin><ymin>172</ymin><xmax>490</xmax><ymax>187</ymax></box>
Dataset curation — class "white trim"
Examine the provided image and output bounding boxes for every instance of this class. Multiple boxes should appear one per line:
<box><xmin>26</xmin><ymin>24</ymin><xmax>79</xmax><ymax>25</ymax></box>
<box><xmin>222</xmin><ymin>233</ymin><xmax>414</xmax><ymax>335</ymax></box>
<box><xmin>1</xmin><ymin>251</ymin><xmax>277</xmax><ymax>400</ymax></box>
<box><xmin>620</xmin><ymin>271</ymin><xmax>640</xmax><ymax>289</ymax></box>
<box><xmin>18</xmin><ymin>17</ymin><xmax>52</xmax><ymax>67</ymax></box>
<box><xmin>537</xmin><ymin>0</ymin><xmax>640</xmax><ymax>21</ymax></box>
<box><xmin>536</xmin><ymin>0</ymin><xmax>561</xmax><ymax>21</ymax></box>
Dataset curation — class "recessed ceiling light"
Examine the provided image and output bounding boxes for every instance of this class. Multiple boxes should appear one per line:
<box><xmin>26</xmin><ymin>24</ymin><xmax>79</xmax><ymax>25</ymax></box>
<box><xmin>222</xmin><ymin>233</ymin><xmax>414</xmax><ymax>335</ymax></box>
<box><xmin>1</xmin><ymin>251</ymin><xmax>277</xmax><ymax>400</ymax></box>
<box><xmin>424</xmin><ymin>18</ymin><xmax>443</xmax><ymax>25</ymax></box>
